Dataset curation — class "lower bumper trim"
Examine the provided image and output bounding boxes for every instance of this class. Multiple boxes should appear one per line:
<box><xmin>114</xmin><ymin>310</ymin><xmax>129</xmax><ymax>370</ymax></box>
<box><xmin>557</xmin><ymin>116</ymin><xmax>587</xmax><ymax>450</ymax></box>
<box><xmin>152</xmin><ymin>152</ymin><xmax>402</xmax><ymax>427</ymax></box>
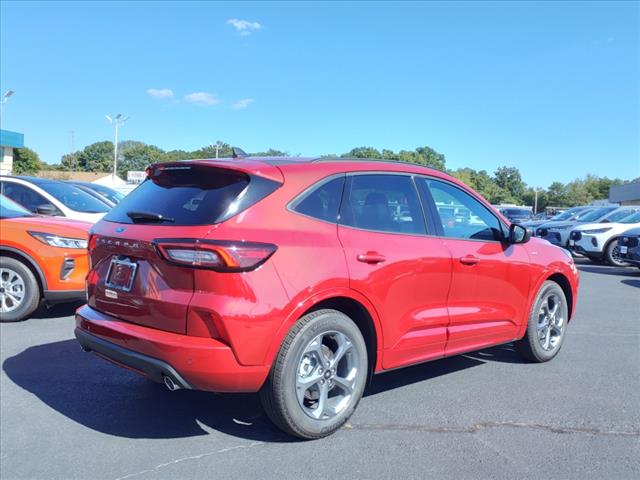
<box><xmin>44</xmin><ymin>289</ymin><xmax>85</xmax><ymax>303</ymax></box>
<box><xmin>74</xmin><ymin>328</ymin><xmax>192</xmax><ymax>389</ymax></box>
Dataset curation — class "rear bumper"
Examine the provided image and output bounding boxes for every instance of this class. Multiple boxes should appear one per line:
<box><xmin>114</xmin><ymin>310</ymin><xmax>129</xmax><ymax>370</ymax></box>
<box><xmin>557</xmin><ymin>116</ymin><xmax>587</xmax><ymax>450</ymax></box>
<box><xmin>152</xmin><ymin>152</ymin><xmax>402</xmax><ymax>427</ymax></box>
<box><xmin>75</xmin><ymin>304</ymin><xmax>270</xmax><ymax>392</ymax></box>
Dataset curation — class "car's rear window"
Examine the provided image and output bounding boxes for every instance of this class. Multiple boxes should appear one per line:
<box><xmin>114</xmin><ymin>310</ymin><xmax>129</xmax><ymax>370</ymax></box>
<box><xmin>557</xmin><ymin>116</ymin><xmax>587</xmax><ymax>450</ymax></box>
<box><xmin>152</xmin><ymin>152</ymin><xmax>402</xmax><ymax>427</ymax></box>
<box><xmin>103</xmin><ymin>165</ymin><xmax>252</xmax><ymax>225</ymax></box>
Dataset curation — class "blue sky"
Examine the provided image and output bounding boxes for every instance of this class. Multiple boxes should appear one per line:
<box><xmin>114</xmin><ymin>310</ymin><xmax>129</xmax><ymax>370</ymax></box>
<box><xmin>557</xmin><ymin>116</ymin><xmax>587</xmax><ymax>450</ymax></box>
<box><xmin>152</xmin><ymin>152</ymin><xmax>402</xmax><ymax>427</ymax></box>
<box><xmin>1</xmin><ymin>1</ymin><xmax>638</xmax><ymax>187</ymax></box>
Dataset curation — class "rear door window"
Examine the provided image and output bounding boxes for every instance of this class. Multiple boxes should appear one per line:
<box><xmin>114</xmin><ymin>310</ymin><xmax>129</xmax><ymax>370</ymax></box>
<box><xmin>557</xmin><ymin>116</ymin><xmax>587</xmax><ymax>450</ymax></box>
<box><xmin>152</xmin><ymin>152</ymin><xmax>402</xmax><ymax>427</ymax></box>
<box><xmin>340</xmin><ymin>174</ymin><xmax>426</xmax><ymax>235</ymax></box>
<box><xmin>103</xmin><ymin>164</ymin><xmax>274</xmax><ymax>226</ymax></box>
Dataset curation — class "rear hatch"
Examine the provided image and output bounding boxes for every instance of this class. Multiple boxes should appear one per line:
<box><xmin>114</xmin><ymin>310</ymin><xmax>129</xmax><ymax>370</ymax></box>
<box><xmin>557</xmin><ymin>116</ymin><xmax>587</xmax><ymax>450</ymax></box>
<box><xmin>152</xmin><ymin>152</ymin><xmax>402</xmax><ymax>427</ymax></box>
<box><xmin>87</xmin><ymin>161</ymin><xmax>282</xmax><ymax>334</ymax></box>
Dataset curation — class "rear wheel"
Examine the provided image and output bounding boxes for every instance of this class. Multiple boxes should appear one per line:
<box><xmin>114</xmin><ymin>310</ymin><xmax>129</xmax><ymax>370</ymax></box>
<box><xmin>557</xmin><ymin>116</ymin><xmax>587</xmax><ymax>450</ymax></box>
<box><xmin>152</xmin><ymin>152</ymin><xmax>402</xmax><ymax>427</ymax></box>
<box><xmin>604</xmin><ymin>239</ymin><xmax>628</xmax><ymax>267</ymax></box>
<box><xmin>260</xmin><ymin>309</ymin><xmax>368</xmax><ymax>439</ymax></box>
<box><xmin>515</xmin><ymin>281</ymin><xmax>568</xmax><ymax>363</ymax></box>
<box><xmin>0</xmin><ymin>257</ymin><xmax>40</xmax><ymax>322</ymax></box>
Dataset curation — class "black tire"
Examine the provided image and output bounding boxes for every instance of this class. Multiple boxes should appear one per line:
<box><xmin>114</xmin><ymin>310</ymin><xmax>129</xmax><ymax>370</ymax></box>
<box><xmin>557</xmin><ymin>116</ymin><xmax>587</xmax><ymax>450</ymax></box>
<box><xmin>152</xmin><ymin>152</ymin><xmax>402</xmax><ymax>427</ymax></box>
<box><xmin>0</xmin><ymin>256</ymin><xmax>41</xmax><ymax>322</ymax></box>
<box><xmin>260</xmin><ymin>309</ymin><xmax>368</xmax><ymax>439</ymax></box>
<box><xmin>604</xmin><ymin>239</ymin><xmax>628</xmax><ymax>267</ymax></box>
<box><xmin>515</xmin><ymin>281</ymin><xmax>569</xmax><ymax>363</ymax></box>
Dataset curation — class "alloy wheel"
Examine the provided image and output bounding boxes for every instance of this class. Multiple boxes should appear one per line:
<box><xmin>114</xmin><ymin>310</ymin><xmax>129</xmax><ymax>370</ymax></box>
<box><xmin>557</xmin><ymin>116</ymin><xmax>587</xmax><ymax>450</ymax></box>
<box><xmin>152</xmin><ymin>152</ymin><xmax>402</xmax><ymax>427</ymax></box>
<box><xmin>0</xmin><ymin>267</ymin><xmax>26</xmax><ymax>313</ymax></box>
<box><xmin>295</xmin><ymin>331</ymin><xmax>360</xmax><ymax>420</ymax></box>
<box><xmin>536</xmin><ymin>293</ymin><xmax>565</xmax><ymax>351</ymax></box>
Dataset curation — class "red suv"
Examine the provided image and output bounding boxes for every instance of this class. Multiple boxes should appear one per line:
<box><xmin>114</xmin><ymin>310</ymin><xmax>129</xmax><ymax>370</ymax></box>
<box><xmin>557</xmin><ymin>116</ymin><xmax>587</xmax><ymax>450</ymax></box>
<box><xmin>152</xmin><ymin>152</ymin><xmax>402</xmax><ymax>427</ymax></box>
<box><xmin>75</xmin><ymin>157</ymin><xmax>579</xmax><ymax>439</ymax></box>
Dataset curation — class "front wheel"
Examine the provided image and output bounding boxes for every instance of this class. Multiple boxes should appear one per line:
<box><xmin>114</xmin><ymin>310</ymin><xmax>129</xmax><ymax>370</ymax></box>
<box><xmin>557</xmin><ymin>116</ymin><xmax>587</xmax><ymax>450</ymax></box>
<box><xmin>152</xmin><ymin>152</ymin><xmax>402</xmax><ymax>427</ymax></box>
<box><xmin>0</xmin><ymin>257</ymin><xmax>40</xmax><ymax>322</ymax></box>
<box><xmin>260</xmin><ymin>309</ymin><xmax>368</xmax><ymax>439</ymax></box>
<box><xmin>604</xmin><ymin>239</ymin><xmax>629</xmax><ymax>267</ymax></box>
<box><xmin>515</xmin><ymin>281</ymin><xmax>569</xmax><ymax>363</ymax></box>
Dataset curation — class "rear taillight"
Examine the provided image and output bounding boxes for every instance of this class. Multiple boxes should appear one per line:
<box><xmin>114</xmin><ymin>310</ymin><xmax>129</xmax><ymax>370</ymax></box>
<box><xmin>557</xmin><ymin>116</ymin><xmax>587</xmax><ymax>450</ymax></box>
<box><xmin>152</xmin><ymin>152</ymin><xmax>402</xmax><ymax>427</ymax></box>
<box><xmin>88</xmin><ymin>234</ymin><xmax>98</xmax><ymax>253</ymax></box>
<box><xmin>154</xmin><ymin>239</ymin><xmax>277</xmax><ymax>272</ymax></box>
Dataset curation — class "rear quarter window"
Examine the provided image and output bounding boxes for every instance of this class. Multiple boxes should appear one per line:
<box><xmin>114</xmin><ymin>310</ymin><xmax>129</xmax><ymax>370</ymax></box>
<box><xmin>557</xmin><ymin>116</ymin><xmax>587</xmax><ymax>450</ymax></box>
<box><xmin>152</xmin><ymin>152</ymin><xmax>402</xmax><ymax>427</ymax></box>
<box><xmin>290</xmin><ymin>176</ymin><xmax>345</xmax><ymax>223</ymax></box>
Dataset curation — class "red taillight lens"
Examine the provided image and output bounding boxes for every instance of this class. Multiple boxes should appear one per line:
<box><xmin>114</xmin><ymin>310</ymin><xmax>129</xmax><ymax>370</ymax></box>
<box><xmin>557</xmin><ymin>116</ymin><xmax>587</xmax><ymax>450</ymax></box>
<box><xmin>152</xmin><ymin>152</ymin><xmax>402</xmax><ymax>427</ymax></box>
<box><xmin>155</xmin><ymin>239</ymin><xmax>276</xmax><ymax>272</ymax></box>
<box><xmin>88</xmin><ymin>234</ymin><xmax>98</xmax><ymax>253</ymax></box>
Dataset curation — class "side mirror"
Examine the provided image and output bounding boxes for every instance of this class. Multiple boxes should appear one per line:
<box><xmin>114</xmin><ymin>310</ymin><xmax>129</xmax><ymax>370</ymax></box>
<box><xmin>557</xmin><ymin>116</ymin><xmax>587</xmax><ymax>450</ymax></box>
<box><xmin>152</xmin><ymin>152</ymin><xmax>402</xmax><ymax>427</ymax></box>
<box><xmin>36</xmin><ymin>204</ymin><xmax>58</xmax><ymax>216</ymax></box>
<box><xmin>509</xmin><ymin>224</ymin><xmax>531</xmax><ymax>244</ymax></box>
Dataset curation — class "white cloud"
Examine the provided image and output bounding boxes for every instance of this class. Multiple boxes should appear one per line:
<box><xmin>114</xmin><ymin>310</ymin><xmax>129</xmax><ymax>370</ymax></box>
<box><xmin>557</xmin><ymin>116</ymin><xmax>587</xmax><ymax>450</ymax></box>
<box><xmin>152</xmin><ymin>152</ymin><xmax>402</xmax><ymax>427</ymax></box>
<box><xmin>231</xmin><ymin>98</ymin><xmax>255</xmax><ymax>109</ymax></box>
<box><xmin>184</xmin><ymin>92</ymin><xmax>221</xmax><ymax>106</ymax></box>
<box><xmin>227</xmin><ymin>18</ymin><xmax>261</xmax><ymax>36</ymax></box>
<box><xmin>146</xmin><ymin>88</ymin><xmax>173</xmax><ymax>99</ymax></box>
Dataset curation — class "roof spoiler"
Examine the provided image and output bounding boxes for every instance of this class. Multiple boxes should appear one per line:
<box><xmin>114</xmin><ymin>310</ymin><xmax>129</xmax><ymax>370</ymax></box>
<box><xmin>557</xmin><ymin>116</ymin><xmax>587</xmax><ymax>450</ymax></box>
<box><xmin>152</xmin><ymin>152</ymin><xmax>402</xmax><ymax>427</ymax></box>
<box><xmin>232</xmin><ymin>147</ymin><xmax>248</xmax><ymax>159</ymax></box>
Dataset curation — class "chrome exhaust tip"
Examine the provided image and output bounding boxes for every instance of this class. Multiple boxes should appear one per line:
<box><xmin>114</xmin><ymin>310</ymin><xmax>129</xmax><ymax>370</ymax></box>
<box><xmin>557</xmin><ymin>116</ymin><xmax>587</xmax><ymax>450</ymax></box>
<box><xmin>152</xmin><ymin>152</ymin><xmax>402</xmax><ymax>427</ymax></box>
<box><xmin>163</xmin><ymin>375</ymin><xmax>180</xmax><ymax>391</ymax></box>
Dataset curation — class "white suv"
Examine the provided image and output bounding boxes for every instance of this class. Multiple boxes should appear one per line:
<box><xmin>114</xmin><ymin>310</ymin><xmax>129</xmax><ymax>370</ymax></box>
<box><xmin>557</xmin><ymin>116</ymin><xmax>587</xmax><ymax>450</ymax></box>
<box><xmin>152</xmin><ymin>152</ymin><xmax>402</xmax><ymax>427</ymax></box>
<box><xmin>568</xmin><ymin>208</ymin><xmax>640</xmax><ymax>266</ymax></box>
<box><xmin>0</xmin><ymin>176</ymin><xmax>110</xmax><ymax>223</ymax></box>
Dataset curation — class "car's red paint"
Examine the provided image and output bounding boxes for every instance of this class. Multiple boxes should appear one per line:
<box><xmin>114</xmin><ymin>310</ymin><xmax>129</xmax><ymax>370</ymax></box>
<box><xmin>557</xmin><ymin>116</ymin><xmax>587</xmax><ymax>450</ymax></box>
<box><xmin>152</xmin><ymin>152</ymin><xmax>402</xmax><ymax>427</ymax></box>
<box><xmin>76</xmin><ymin>158</ymin><xmax>579</xmax><ymax>393</ymax></box>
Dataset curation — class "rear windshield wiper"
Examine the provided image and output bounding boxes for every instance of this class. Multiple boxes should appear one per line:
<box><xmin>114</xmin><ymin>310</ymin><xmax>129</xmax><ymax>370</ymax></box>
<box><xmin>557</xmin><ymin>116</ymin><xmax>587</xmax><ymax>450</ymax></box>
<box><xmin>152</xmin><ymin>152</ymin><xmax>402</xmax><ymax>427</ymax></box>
<box><xmin>126</xmin><ymin>211</ymin><xmax>175</xmax><ymax>223</ymax></box>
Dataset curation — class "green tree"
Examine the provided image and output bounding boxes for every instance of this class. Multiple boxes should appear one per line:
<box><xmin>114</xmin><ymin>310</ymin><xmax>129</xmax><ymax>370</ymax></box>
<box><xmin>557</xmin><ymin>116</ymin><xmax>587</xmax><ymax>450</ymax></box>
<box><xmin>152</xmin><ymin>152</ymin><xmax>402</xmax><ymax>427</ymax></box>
<box><xmin>253</xmin><ymin>148</ymin><xmax>288</xmax><ymax>156</ymax></box>
<box><xmin>118</xmin><ymin>141</ymin><xmax>166</xmax><ymax>177</ymax></box>
<box><xmin>494</xmin><ymin>166</ymin><xmax>525</xmax><ymax>203</ymax></box>
<box><xmin>546</xmin><ymin>181</ymin><xmax>568</xmax><ymax>206</ymax></box>
<box><xmin>60</xmin><ymin>151</ymin><xmax>82</xmax><ymax>171</ymax></box>
<box><xmin>342</xmin><ymin>147</ymin><xmax>383</xmax><ymax>159</ymax></box>
<box><xmin>76</xmin><ymin>141</ymin><xmax>114</xmax><ymax>172</ymax></box>
<box><xmin>191</xmin><ymin>142</ymin><xmax>233</xmax><ymax>159</ymax></box>
<box><xmin>163</xmin><ymin>149</ymin><xmax>192</xmax><ymax>162</ymax></box>
<box><xmin>13</xmin><ymin>147</ymin><xmax>43</xmax><ymax>175</ymax></box>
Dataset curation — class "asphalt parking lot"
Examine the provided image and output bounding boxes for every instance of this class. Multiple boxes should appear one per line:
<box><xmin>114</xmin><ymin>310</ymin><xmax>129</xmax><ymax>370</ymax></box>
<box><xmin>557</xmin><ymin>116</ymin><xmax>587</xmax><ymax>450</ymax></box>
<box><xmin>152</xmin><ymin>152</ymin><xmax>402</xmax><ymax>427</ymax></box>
<box><xmin>1</xmin><ymin>259</ymin><xmax>639</xmax><ymax>480</ymax></box>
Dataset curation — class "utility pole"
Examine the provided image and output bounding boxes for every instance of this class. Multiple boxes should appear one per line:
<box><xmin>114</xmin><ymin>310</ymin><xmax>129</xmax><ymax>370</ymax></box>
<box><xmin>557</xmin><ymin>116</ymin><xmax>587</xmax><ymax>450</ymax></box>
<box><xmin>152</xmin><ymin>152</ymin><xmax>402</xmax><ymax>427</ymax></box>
<box><xmin>70</xmin><ymin>130</ymin><xmax>75</xmax><ymax>152</ymax></box>
<box><xmin>105</xmin><ymin>114</ymin><xmax>129</xmax><ymax>180</ymax></box>
<box><xmin>214</xmin><ymin>140</ymin><xmax>223</xmax><ymax>159</ymax></box>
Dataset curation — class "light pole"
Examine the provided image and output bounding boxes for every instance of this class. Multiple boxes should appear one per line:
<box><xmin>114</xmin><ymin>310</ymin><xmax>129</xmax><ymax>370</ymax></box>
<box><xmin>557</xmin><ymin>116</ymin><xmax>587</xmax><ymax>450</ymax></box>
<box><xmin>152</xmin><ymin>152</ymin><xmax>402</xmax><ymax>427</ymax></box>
<box><xmin>0</xmin><ymin>90</ymin><xmax>15</xmax><ymax>125</ymax></box>
<box><xmin>533</xmin><ymin>187</ymin><xmax>543</xmax><ymax>214</ymax></box>
<box><xmin>105</xmin><ymin>114</ymin><xmax>129</xmax><ymax>180</ymax></box>
<box><xmin>215</xmin><ymin>140</ymin><xmax>223</xmax><ymax>159</ymax></box>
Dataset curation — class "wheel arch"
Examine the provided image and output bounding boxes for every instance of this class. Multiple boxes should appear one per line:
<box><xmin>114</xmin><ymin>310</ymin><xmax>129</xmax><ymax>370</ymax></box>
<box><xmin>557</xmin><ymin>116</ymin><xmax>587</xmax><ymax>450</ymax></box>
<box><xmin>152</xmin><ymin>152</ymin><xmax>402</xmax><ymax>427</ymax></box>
<box><xmin>546</xmin><ymin>272</ymin><xmax>574</xmax><ymax>320</ymax></box>
<box><xmin>0</xmin><ymin>247</ymin><xmax>47</xmax><ymax>295</ymax></box>
<box><xmin>264</xmin><ymin>289</ymin><xmax>384</xmax><ymax>379</ymax></box>
<box><xmin>305</xmin><ymin>296</ymin><xmax>379</xmax><ymax>384</ymax></box>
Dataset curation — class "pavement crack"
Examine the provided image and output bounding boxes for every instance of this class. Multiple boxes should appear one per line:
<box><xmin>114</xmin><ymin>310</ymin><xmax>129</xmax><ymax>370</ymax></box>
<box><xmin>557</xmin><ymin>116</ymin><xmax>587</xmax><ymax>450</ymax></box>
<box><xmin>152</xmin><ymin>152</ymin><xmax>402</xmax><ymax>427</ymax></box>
<box><xmin>113</xmin><ymin>441</ymin><xmax>264</xmax><ymax>480</ymax></box>
<box><xmin>344</xmin><ymin>421</ymin><xmax>639</xmax><ymax>437</ymax></box>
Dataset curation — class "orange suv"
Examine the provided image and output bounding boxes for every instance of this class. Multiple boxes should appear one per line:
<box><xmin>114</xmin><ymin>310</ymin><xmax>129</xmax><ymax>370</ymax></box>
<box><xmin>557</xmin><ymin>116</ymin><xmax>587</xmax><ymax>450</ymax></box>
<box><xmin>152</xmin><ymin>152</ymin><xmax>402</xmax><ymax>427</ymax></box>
<box><xmin>0</xmin><ymin>194</ymin><xmax>90</xmax><ymax>321</ymax></box>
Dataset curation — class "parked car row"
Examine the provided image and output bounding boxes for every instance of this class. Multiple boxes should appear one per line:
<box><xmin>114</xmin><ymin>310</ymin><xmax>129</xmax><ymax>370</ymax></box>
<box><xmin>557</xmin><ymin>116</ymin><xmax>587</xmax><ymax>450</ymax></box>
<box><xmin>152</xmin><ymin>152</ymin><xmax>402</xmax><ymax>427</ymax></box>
<box><xmin>520</xmin><ymin>205</ymin><xmax>640</xmax><ymax>267</ymax></box>
<box><xmin>0</xmin><ymin>176</ymin><xmax>126</xmax><ymax>321</ymax></box>
<box><xmin>0</xmin><ymin>175</ymin><xmax>123</xmax><ymax>222</ymax></box>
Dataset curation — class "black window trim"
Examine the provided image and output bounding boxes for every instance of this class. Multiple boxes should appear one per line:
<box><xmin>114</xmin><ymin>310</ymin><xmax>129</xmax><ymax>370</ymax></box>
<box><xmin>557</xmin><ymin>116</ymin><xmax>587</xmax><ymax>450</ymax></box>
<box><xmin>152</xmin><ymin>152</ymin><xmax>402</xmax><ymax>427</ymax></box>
<box><xmin>415</xmin><ymin>174</ymin><xmax>509</xmax><ymax>244</ymax></box>
<box><xmin>338</xmin><ymin>171</ymin><xmax>430</xmax><ymax>238</ymax></box>
<box><xmin>287</xmin><ymin>173</ymin><xmax>347</xmax><ymax>226</ymax></box>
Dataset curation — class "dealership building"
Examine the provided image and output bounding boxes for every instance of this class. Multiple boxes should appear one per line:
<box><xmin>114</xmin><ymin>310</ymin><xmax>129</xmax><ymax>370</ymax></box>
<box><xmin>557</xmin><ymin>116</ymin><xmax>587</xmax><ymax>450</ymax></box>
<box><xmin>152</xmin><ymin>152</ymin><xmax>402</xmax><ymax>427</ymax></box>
<box><xmin>609</xmin><ymin>182</ymin><xmax>640</xmax><ymax>206</ymax></box>
<box><xmin>0</xmin><ymin>129</ymin><xmax>24</xmax><ymax>175</ymax></box>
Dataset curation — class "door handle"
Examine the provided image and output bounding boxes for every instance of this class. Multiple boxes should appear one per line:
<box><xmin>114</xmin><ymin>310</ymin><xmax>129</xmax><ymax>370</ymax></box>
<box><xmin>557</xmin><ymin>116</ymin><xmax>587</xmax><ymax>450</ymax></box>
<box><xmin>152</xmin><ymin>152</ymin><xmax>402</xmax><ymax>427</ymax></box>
<box><xmin>459</xmin><ymin>255</ymin><xmax>480</xmax><ymax>265</ymax></box>
<box><xmin>357</xmin><ymin>252</ymin><xmax>386</xmax><ymax>264</ymax></box>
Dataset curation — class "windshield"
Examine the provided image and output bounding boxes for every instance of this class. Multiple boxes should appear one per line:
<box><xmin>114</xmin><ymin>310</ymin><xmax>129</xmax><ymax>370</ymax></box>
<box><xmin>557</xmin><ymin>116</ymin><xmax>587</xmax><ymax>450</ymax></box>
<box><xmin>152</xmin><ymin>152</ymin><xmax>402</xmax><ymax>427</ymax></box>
<box><xmin>86</xmin><ymin>184</ymin><xmax>125</xmax><ymax>204</ymax></box>
<box><xmin>553</xmin><ymin>207</ymin><xmax>584</xmax><ymax>221</ymax></box>
<box><xmin>621</xmin><ymin>211</ymin><xmax>640</xmax><ymax>224</ymax></box>
<box><xmin>38</xmin><ymin>182</ymin><xmax>110</xmax><ymax>213</ymax></box>
<box><xmin>0</xmin><ymin>194</ymin><xmax>33</xmax><ymax>219</ymax></box>
<box><xmin>605</xmin><ymin>209</ymin><xmax>640</xmax><ymax>223</ymax></box>
<box><xmin>502</xmin><ymin>209</ymin><xmax>530</xmax><ymax>216</ymax></box>
<box><xmin>579</xmin><ymin>207</ymin><xmax>617</xmax><ymax>222</ymax></box>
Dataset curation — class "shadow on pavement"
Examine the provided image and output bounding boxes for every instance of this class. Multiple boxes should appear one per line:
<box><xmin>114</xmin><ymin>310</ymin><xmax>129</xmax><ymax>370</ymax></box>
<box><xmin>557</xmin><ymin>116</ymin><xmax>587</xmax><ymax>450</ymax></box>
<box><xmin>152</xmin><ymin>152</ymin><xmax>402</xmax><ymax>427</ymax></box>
<box><xmin>1</xmin><ymin>338</ymin><xmax>511</xmax><ymax>442</ymax></box>
<box><xmin>621</xmin><ymin>279</ymin><xmax>640</xmax><ymax>288</ymax></box>
<box><xmin>576</xmin><ymin>264</ymin><xmax>639</xmax><ymax>277</ymax></box>
<box><xmin>32</xmin><ymin>301</ymin><xmax>85</xmax><ymax>320</ymax></box>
